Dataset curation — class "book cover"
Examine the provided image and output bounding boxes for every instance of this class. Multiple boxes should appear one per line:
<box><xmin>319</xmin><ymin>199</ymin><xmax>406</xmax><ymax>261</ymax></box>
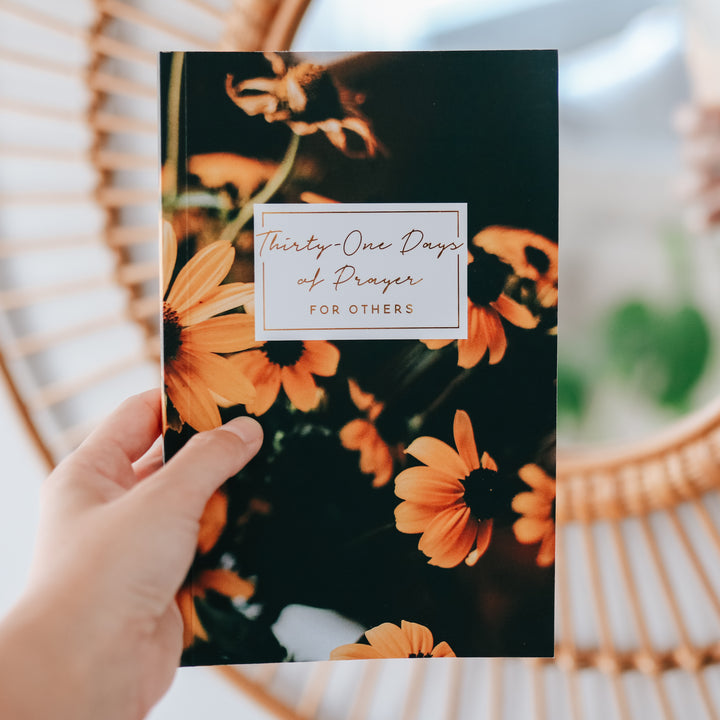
<box><xmin>160</xmin><ymin>50</ymin><xmax>558</xmax><ymax>666</ymax></box>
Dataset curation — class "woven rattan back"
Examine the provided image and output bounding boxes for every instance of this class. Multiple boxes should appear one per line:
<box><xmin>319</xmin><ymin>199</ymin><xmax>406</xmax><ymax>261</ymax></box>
<box><xmin>1</xmin><ymin>2</ymin><xmax>720</xmax><ymax>718</ymax></box>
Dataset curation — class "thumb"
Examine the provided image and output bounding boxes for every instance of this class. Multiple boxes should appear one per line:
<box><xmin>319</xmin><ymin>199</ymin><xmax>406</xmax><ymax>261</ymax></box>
<box><xmin>145</xmin><ymin>416</ymin><xmax>263</xmax><ymax>519</ymax></box>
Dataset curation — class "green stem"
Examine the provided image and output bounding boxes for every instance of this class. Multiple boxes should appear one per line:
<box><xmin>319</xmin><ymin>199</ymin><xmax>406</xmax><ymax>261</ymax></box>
<box><xmin>409</xmin><ymin>367</ymin><xmax>474</xmax><ymax>433</ymax></box>
<box><xmin>219</xmin><ymin>132</ymin><xmax>300</xmax><ymax>245</ymax></box>
<box><xmin>340</xmin><ymin>522</ymin><xmax>396</xmax><ymax>552</ymax></box>
<box><xmin>164</xmin><ymin>51</ymin><xmax>184</xmax><ymax>202</ymax></box>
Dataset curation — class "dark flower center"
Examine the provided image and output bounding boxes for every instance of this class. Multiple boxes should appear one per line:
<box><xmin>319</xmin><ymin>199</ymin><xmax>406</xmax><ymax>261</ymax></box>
<box><xmin>163</xmin><ymin>303</ymin><xmax>183</xmax><ymax>363</ymax></box>
<box><xmin>463</xmin><ymin>466</ymin><xmax>503</xmax><ymax>521</ymax></box>
<box><xmin>467</xmin><ymin>250</ymin><xmax>513</xmax><ymax>307</ymax></box>
<box><xmin>262</xmin><ymin>341</ymin><xmax>305</xmax><ymax>367</ymax></box>
<box><xmin>408</xmin><ymin>652</ymin><xmax>433</xmax><ymax>658</ymax></box>
<box><xmin>524</xmin><ymin>245</ymin><xmax>550</xmax><ymax>274</ymax></box>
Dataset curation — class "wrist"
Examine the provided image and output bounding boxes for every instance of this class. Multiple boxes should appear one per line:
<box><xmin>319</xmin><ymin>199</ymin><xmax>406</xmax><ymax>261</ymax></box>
<box><xmin>0</xmin><ymin>585</ymin><xmax>143</xmax><ymax>720</ymax></box>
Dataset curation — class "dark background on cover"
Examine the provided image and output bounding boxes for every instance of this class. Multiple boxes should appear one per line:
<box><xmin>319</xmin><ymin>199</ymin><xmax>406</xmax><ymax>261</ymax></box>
<box><xmin>160</xmin><ymin>50</ymin><xmax>558</xmax><ymax>664</ymax></box>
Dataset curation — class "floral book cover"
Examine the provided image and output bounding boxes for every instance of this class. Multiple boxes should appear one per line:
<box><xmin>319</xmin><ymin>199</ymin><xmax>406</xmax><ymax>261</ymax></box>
<box><xmin>160</xmin><ymin>50</ymin><xmax>558</xmax><ymax>666</ymax></box>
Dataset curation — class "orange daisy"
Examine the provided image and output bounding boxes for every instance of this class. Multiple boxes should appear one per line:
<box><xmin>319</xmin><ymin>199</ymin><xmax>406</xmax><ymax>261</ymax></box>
<box><xmin>421</xmin><ymin>250</ymin><xmax>538</xmax><ymax>368</ymax></box>
<box><xmin>330</xmin><ymin>620</ymin><xmax>455</xmax><ymax>660</ymax></box>
<box><xmin>226</xmin><ymin>53</ymin><xmax>381</xmax><ymax>158</ymax></box>
<box><xmin>177</xmin><ymin>490</ymin><xmax>254</xmax><ymax>648</ymax></box>
<box><xmin>162</xmin><ymin>221</ymin><xmax>258</xmax><ymax>432</ymax></box>
<box><xmin>472</xmin><ymin>226</ymin><xmax>558</xmax><ymax>308</ymax></box>
<box><xmin>231</xmin><ymin>340</ymin><xmax>340</xmax><ymax>416</ymax></box>
<box><xmin>340</xmin><ymin>379</ymin><xmax>393</xmax><ymax>487</ymax></box>
<box><xmin>512</xmin><ymin>464</ymin><xmax>556</xmax><ymax>567</ymax></box>
<box><xmin>394</xmin><ymin>409</ymin><xmax>502</xmax><ymax>568</ymax></box>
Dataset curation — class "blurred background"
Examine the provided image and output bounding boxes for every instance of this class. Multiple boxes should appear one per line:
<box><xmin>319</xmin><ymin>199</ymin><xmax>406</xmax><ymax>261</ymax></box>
<box><xmin>1</xmin><ymin>0</ymin><xmax>720</xmax><ymax>718</ymax></box>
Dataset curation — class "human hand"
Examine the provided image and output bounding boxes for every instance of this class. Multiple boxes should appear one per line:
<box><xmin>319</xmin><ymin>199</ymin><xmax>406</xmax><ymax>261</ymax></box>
<box><xmin>0</xmin><ymin>389</ymin><xmax>262</xmax><ymax>720</ymax></box>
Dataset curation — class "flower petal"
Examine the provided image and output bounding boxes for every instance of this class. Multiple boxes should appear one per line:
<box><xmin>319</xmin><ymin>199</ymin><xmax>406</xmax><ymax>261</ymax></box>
<box><xmin>177</xmin><ymin>587</ymin><xmax>207</xmax><ymax>648</ymax></box>
<box><xmin>198</xmin><ymin>569</ymin><xmax>254</xmax><ymax>599</ymax></box>
<box><xmin>418</xmin><ymin>504</ymin><xmax>475</xmax><ymax>568</ymax></box>
<box><xmin>518</xmin><ymin>464</ymin><xmax>556</xmax><ymax>497</ymax></box>
<box><xmin>465</xmin><ymin>519</ymin><xmax>494</xmax><ymax>565</ymax></box>
<box><xmin>394</xmin><ymin>465</ymin><xmax>464</xmax><ymax>505</ymax></box>
<box><xmin>431</xmin><ymin>641</ymin><xmax>456</xmax><ymax>658</ymax></box>
<box><xmin>281</xmin><ymin>364</ymin><xmax>321</xmax><ymax>411</ymax></box>
<box><xmin>479</xmin><ymin>306</ymin><xmax>507</xmax><ymax>365</ymax></box>
<box><xmin>421</xmin><ymin>338</ymin><xmax>453</xmax><ymax>351</ymax></box>
<box><xmin>232</xmin><ymin>351</ymin><xmax>281</xmax><ymax>416</ymax></box>
<box><xmin>330</xmin><ymin>643</ymin><xmax>383</xmax><ymax>660</ymax></box>
<box><xmin>365</xmin><ymin>622</ymin><xmax>412</xmax><ymax>657</ymax></box>
<box><xmin>162</xmin><ymin>220</ymin><xmax>177</xmax><ymax>296</ymax></box>
<box><xmin>339</xmin><ymin>418</ymin><xmax>372</xmax><ymax>449</ymax></box>
<box><xmin>512</xmin><ymin>491</ymin><xmax>552</xmax><ymax>519</ymax></box>
<box><xmin>179</xmin><ymin>283</ymin><xmax>255</xmax><ymax>326</ymax></box>
<box><xmin>536</xmin><ymin>532</ymin><xmax>556</xmax><ymax>567</ymax></box>
<box><xmin>301</xmin><ymin>341</ymin><xmax>340</xmax><ymax>376</ymax></box>
<box><xmin>457</xmin><ymin>304</ymin><xmax>487</xmax><ymax>368</ymax></box>
<box><xmin>181</xmin><ymin>314</ymin><xmax>258</xmax><ymax>354</ymax></box>
<box><xmin>166</xmin><ymin>360</ymin><xmax>221</xmax><ymax>432</ymax></box>
<box><xmin>167</xmin><ymin>241</ymin><xmax>235</xmax><ymax>316</ymax></box>
<box><xmin>197</xmin><ymin>491</ymin><xmax>228</xmax><ymax>554</ymax></box>
<box><xmin>481</xmin><ymin>451</ymin><xmax>498</xmax><ymax>472</ymax></box>
<box><xmin>400</xmin><ymin>621</ymin><xmax>434</xmax><ymax>656</ymax></box>
<box><xmin>513</xmin><ymin>517</ymin><xmax>550</xmax><ymax>545</ymax></box>
<box><xmin>491</xmin><ymin>294</ymin><xmax>539</xmax><ymax>329</ymax></box>
<box><xmin>405</xmin><ymin>436</ymin><xmax>467</xmax><ymax>479</ymax></box>
<box><xmin>453</xmin><ymin>409</ymin><xmax>480</xmax><ymax>473</ymax></box>
<box><xmin>181</xmin><ymin>349</ymin><xmax>256</xmax><ymax>407</ymax></box>
<box><xmin>394</xmin><ymin>502</ymin><xmax>440</xmax><ymax>534</ymax></box>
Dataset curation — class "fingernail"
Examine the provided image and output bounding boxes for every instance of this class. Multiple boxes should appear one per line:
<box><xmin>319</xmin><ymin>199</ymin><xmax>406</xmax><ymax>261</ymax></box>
<box><xmin>222</xmin><ymin>416</ymin><xmax>263</xmax><ymax>449</ymax></box>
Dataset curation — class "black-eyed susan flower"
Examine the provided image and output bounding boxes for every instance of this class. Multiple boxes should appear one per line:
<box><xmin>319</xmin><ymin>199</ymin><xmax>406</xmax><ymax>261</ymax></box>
<box><xmin>225</xmin><ymin>53</ymin><xmax>381</xmax><ymax>158</ymax></box>
<box><xmin>472</xmin><ymin>226</ymin><xmax>558</xmax><ymax>308</ymax></box>
<box><xmin>394</xmin><ymin>409</ymin><xmax>503</xmax><ymax>568</ymax></box>
<box><xmin>512</xmin><ymin>464</ymin><xmax>556</xmax><ymax>567</ymax></box>
<box><xmin>231</xmin><ymin>340</ymin><xmax>340</xmax><ymax>416</ymax></box>
<box><xmin>162</xmin><ymin>221</ymin><xmax>258</xmax><ymax>432</ymax></box>
<box><xmin>340</xmin><ymin>379</ymin><xmax>393</xmax><ymax>487</ymax></box>
<box><xmin>421</xmin><ymin>249</ymin><xmax>539</xmax><ymax>368</ymax></box>
<box><xmin>330</xmin><ymin>620</ymin><xmax>455</xmax><ymax>660</ymax></box>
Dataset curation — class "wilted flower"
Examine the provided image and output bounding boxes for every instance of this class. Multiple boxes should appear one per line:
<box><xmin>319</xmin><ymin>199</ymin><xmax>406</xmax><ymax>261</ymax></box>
<box><xmin>226</xmin><ymin>53</ymin><xmax>382</xmax><ymax>158</ymax></box>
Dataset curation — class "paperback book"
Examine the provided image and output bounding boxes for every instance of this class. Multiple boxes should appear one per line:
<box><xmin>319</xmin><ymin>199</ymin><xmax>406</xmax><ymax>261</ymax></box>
<box><xmin>160</xmin><ymin>50</ymin><xmax>558</xmax><ymax>665</ymax></box>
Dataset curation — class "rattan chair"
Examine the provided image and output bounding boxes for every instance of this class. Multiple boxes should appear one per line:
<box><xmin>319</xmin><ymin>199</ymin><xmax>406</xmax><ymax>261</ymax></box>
<box><xmin>1</xmin><ymin>1</ymin><xmax>720</xmax><ymax>718</ymax></box>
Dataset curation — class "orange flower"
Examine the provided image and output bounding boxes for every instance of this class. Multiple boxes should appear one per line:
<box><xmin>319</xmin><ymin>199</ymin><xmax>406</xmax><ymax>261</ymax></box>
<box><xmin>340</xmin><ymin>379</ymin><xmax>393</xmax><ymax>487</ymax></box>
<box><xmin>512</xmin><ymin>464</ymin><xmax>556</xmax><ymax>567</ymax></box>
<box><xmin>197</xmin><ymin>490</ymin><xmax>228</xmax><ymax>555</ymax></box>
<box><xmin>187</xmin><ymin>153</ymin><xmax>277</xmax><ymax>201</ymax></box>
<box><xmin>177</xmin><ymin>570</ymin><xmax>254</xmax><ymax>649</ymax></box>
<box><xmin>226</xmin><ymin>53</ymin><xmax>381</xmax><ymax>158</ymax></box>
<box><xmin>472</xmin><ymin>226</ymin><xmax>558</xmax><ymax>308</ymax></box>
<box><xmin>394</xmin><ymin>410</ymin><xmax>502</xmax><ymax>568</ymax></box>
<box><xmin>330</xmin><ymin>620</ymin><xmax>455</xmax><ymax>660</ymax></box>
<box><xmin>231</xmin><ymin>340</ymin><xmax>340</xmax><ymax>415</ymax></box>
<box><xmin>162</xmin><ymin>221</ymin><xmax>258</xmax><ymax>431</ymax></box>
<box><xmin>177</xmin><ymin>489</ymin><xmax>254</xmax><ymax>649</ymax></box>
<box><xmin>421</xmin><ymin>250</ymin><xmax>538</xmax><ymax>368</ymax></box>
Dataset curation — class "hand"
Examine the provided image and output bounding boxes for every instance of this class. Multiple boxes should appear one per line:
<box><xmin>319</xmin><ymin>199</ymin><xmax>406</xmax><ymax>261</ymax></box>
<box><xmin>0</xmin><ymin>389</ymin><xmax>262</xmax><ymax>720</ymax></box>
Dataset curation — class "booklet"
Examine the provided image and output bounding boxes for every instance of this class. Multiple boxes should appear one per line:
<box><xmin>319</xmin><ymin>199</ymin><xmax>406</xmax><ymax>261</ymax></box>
<box><xmin>160</xmin><ymin>50</ymin><xmax>558</xmax><ymax>666</ymax></box>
